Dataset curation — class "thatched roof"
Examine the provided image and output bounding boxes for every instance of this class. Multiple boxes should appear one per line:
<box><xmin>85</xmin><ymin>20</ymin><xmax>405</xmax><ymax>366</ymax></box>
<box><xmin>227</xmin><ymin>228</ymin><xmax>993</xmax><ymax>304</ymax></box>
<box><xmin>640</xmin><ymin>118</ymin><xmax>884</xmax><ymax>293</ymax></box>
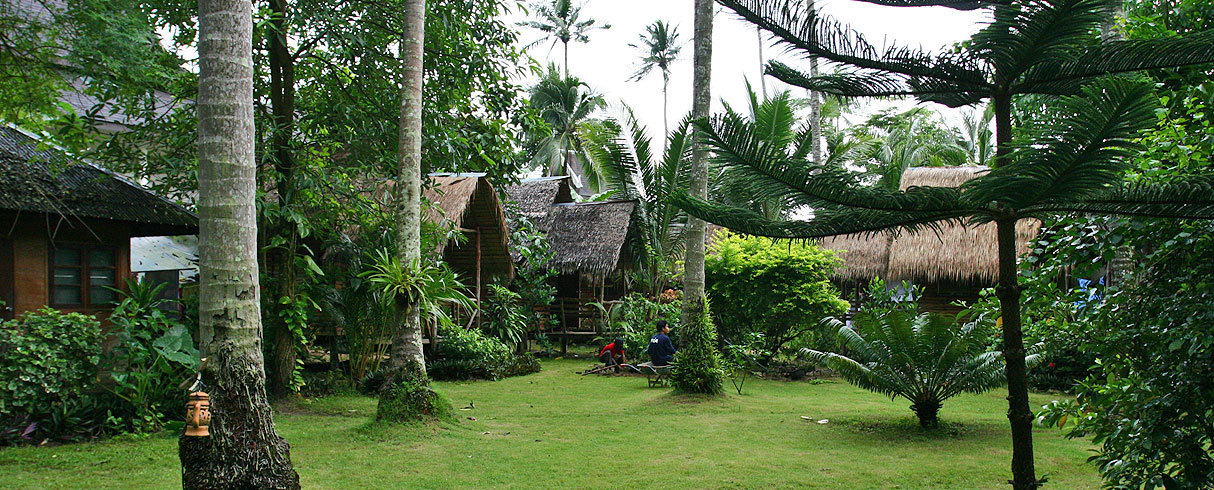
<box><xmin>820</xmin><ymin>166</ymin><xmax>1041</xmax><ymax>285</ymax></box>
<box><xmin>0</xmin><ymin>126</ymin><xmax>197</xmax><ymax>236</ymax></box>
<box><xmin>422</xmin><ymin>174</ymin><xmax>514</xmax><ymax>279</ymax></box>
<box><xmin>544</xmin><ymin>200</ymin><xmax>637</xmax><ymax>277</ymax></box>
<box><xmin>503</xmin><ymin>176</ymin><xmax>574</xmax><ymax>228</ymax></box>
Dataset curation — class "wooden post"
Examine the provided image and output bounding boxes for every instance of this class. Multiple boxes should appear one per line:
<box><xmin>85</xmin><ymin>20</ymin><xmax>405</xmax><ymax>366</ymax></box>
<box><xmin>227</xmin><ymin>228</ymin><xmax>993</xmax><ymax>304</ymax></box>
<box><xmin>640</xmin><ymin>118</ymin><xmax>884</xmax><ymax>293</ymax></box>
<box><xmin>560</xmin><ymin>298</ymin><xmax>568</xmax><ymax>355</ymax></box>
<box><xmin>475</xmin><ymin>228</ymin><xmax>482</xmax><ymax>328</ymax></box>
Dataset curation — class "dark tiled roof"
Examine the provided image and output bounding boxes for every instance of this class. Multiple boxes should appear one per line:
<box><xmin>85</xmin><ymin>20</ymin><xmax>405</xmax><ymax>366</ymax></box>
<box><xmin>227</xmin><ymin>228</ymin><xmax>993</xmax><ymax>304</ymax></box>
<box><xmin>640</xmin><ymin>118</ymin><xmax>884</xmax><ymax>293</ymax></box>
<box><xmin>0</xmin><ymin>126</ymin><xmax>197</xmax><ymax>236</ymax></box>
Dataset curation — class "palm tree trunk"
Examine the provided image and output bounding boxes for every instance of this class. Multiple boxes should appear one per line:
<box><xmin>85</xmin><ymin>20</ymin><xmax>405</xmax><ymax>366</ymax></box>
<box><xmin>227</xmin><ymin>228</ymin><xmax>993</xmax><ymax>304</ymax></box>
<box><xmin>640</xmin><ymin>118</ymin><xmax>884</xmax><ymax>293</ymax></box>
<box><xmin>682</xmin><ymin>0</ymin><xmax>712</xmax><ymax>337</ymax></box>
<box><xmin>756</xmin><ymin>26</ymin><xmax>766</xmax><ymax>98</ymax></box>
<box><xmin>388</xmin><ymin>0</ymin><xmax>427</xmax><ymax>377</ymax></box>
<box><xmin>662</xmin><ymin>71</ymin><xmax>669</xmax><ymax>147</ymax></box>
<box><xmin>563</xmin><ymin>39</ymin><xmax>569</xmax><ymax>79</ymax></box>
<box><xmin>180</xmin><ymin>0</ymin><xmax>299</xmax><ymax>486</ymax></box>
<box><xmin>993</xmin><ymin>93</ymin><xmax>1039</xmax><ymax>490</ymax></box>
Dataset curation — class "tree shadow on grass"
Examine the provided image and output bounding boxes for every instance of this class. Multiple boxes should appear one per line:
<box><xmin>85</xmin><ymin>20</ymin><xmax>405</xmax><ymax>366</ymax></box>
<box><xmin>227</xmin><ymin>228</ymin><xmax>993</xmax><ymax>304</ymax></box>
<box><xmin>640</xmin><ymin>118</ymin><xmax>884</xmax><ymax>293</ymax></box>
<box><xmin>831</xmin><ymin>415</ymin><xmax>1000</xmax><ymax>442</ymax></box>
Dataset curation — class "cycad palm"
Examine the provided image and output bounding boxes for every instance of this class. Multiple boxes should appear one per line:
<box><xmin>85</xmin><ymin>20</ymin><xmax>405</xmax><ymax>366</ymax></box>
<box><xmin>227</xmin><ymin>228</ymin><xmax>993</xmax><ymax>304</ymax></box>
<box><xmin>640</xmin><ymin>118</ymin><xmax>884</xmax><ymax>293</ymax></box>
<box><xmin>519</xmin><ymin>0</ymin><xmax>609</xmax><ymax>78</ymax></box>
<box><xmin>581</xmin><ymin>108</ymin><xmax>694</xmax><ymax>294</ymax></box>
<box><xmin>628</xmin><ymin>20</ymin><xmax>684</xmax><ymax>142</ymax></box>
<box><xmin>675</xmin><ymin>1</ymin><xmax>1214</xmax><ymax>488</ymax></box>
<box><xmin>528</xmin><ymin>65</ymin><xmax>607</xmax><ymax>195</ymax></box>
<box><xmin>805</xmin><ymin>311</ymin><xmax>1032</xmax><ymax>428</ymax></box>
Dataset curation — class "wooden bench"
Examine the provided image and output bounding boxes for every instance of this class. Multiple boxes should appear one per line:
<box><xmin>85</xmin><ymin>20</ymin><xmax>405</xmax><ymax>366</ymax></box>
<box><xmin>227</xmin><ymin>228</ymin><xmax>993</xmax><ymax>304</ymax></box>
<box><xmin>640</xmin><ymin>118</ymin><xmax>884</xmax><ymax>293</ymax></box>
<box><xmin>633</xmin><ymin>362</ymin><xmax>674</xmax><ymax>388</ymax></box>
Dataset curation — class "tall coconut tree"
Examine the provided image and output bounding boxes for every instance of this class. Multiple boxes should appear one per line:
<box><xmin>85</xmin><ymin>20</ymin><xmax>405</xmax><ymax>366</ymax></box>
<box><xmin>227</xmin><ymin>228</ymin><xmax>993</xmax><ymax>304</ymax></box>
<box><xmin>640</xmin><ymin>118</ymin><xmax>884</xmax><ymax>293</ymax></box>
<box><xmin>627</xmin><ymin>20</ymin><xmax>684</xmax><ymax>142</ymax></box>
<box><xmin>178</xmin><ymin>0</ymin><xmax>300</xmax><ymax>486</ymax></box>
<box><xmin>671</xmin><ymin>0</ymin><xmax>725</xmax><ymax>396</ymax></box>
<box><xmin>676</xmin><ymin>0</ymin><xmax>1214</xmax><ymax>488</ymax></box>
<box><xmin>519</xmin><ymin>0</ymin><xmax>609</xmax><ymax>78</ymax></box>
<box><xmin>373</xmin><ymin>0</ymin><xmax>441</xmax><ymax>423</ymax></box>
<box><xmin>528</xmin><ymin>64</ymin><xmax>606</xmax><ymax>195</ymax></box>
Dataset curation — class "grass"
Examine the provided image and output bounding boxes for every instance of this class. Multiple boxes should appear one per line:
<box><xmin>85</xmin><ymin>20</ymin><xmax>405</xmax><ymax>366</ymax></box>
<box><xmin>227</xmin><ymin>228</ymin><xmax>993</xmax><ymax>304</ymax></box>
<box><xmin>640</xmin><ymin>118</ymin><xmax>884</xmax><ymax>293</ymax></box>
<box><xmin>0</xmin><ymin>358</ymin><xmax>1101</xmax><ymax>489</ymax></box>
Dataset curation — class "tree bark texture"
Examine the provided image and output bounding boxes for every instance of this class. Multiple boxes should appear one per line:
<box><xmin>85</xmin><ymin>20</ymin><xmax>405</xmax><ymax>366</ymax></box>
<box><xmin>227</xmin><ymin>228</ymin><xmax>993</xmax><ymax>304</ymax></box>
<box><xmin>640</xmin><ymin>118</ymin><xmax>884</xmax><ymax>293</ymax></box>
<box><xmin>180</xmin><ymin>0</ymin><xmax>300</xmax><ymax>486</ymax></box>
<box><xmin>681</xmin><ymin>0</ymin><xmax>713</xmax><ymax>329</ymax></box>
<box><xmin>388</xmin><ymin>0</ymin><xmax>426</xmax><ymax>377</ymax></box>
<box><xmin>993</xmin><ymin>91</ymin><xmax>1039</xmax><ymax>490</ymax></box>
<box><xmin>997</xmin><ymin>218</ymin><xmax>1039</xmax><ymax>490</ymax></box>
<box><xmin>266</xmin><ymin>0</ymin><xmax>298</xmax><ymax>399</ymax></box>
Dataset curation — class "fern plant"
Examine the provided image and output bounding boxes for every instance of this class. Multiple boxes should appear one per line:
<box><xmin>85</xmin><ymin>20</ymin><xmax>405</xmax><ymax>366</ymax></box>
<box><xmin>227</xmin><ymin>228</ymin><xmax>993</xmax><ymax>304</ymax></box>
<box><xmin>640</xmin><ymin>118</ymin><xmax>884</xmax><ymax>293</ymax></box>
<box><xmin>805</xmin><ymin>311</ymin><xmax>1037</xmax><ymax>428</ymax></box>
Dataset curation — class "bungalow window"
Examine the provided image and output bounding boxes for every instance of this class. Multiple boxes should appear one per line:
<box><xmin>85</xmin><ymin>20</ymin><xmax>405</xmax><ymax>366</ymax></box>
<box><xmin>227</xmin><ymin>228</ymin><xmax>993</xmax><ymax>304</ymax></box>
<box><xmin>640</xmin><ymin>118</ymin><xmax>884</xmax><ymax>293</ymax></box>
<box><xmin>51</xmin><ymin>245</ymin><xmax>117</xmax><ymax>307</ymax></box>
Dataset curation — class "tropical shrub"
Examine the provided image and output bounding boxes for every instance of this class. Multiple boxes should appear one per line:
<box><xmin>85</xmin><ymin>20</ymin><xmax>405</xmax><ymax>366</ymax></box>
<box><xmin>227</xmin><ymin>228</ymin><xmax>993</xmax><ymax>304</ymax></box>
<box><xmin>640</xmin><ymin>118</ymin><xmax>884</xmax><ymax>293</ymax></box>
<box><xmin>507</xmin><ymin>215</ymin><xmax>557</xmax><ymax>342</ymax></box>
<box><xmin>481</xmin><ymin>282</ymin><xmax>528</xmax><ymax>349</ymax></box>
<box><xmin>102</xmin><ymin>280</ymin><xmax>200</xmax><ymax>434</ymax></box>
<box><xmin>1039</xmin><ymin>220</ymin><xmax>1214</xmax><ymax>489</ymax></box>
<box><xmin>804</xmin><ymin>310</ymin><xmax>1036</xmax><ymax>428</ymax></box>
<box><xmin>0</xmin><ymin>307</ymin><xmax>103</xmax><ymax>444</ymax></box>
<box><xmin>705</xmin><ymin>231</ymin><xmax>848</xmax><ymax>359</ymax></box>
<box><xmin>428</xmin><ymin>325</ymin><xmax>539</xmax><ymax>381</ymax></box>
<box><xmin>670</xmin><ymin>296</ymin><xmax>725</xmax><ymax>395</ymax></box>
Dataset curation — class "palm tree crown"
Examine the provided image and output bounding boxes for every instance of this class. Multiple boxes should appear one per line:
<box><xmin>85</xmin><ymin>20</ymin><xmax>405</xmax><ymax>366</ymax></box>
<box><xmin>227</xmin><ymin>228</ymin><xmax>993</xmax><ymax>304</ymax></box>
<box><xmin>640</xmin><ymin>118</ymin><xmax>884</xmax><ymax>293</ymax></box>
<box><xmin>677</xmin><ymin>1</ymin><xmax>1214</xmax><ymax>488</ymax></box>
<box><xmin>628</xmin><ymin>20</ymin><xmax>684</xmax><ymax>141</ymax></box>
<box><xmin>527</xmin><ymin>64</ymin><xmax>607</xmax><ymax>196</ymax></box>
<box><xmin>519</xmin><ymin>0</ymin><xmax>610</xmax><ymax>78</ymax></box>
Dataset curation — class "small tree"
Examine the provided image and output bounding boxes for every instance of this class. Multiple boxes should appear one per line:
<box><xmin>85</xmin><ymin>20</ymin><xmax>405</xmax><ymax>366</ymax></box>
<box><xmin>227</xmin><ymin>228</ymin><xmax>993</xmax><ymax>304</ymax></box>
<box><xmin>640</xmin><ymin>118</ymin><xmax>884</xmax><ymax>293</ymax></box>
<box><xmin>705</xmin><ymin>231</ymin><xmax>848</xmax><ymax>359</ymax></box>
<box><xmin>805</xmin><ymin>310</ymin><xmax>1033</xmax><ymax>428</ymax></box>
<box><xmin>670</xmin><ymin>298</ymin><xmax>725</xmax><ymax>395</ymax></box>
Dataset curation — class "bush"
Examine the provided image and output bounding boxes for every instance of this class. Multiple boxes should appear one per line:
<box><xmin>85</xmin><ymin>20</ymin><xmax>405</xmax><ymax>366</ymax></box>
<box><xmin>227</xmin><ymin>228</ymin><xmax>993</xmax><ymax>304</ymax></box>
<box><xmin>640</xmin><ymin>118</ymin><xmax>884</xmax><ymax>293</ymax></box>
<box><xmin>0</xmin><ymin>307</ymin><xmax>104</xmax><ymax>444</ymax></box>
<box><xmin>428</xmin><ymin>325</ymin><xmax>539</xmax><ymax>381</ymax></box>
<box><xmin>706</xmin><ymin>232</ymin><xmax>849</xmax><ymax>360</ymax></box>
<box><xmin>671</xmin><ymin>295</ymin><xmax>725</xmax><ymax>395</ymax></box>
<box><xmin>480</xmin><ymin>282</ymin><xmax>528</xmax><ymax>349</ymax></box>
<box><xmin>102</xmin><ymin>281</ymin><xmax>200</xmax><ymax>434</ymax></box>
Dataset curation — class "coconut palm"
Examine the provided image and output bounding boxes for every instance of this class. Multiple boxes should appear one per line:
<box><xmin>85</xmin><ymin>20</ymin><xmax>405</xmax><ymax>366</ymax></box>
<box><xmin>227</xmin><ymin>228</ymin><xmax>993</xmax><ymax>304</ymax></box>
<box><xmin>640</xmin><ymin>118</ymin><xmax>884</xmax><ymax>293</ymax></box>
<box><xmin>676</xmin><ymin>1</ymin><xmax>1214</xmax><ymax>488</ymax></box>
<box><xmin>805</xmin><ymin>310</ymin><xmax>1035</xmax><ymax>428</ymax></box>
<box><xmin>960</xmin><ymin>104</ymin><xmax>996</xmax><ymax>166</ymax></box>
<box><xmin>859</xmin><ymin>108</ymin><xmax>968</xmax><ymax>189</ymax></box>
<box><xmin>519</xmin><ymin>0</ymin><xmax>610</xmax><ymax>78</ymax></box>
<box><xmin>180</xmin><ymin>0</ymin><xmax>299</xmax><ymax>485</ymax></box>
<box><xmin>527</xmin><ymin>64</ymin><xmax>607</xmax><ymax>195</ymax></box>
<box><xmin>628</xmin><ymin>20</ymin><xmax>684</xmax><ymax>142</ymax></box>
<box><xmin>581</xmin><ymin>108</ymin><xmax>694</xmax><ymax>294</ymax></box>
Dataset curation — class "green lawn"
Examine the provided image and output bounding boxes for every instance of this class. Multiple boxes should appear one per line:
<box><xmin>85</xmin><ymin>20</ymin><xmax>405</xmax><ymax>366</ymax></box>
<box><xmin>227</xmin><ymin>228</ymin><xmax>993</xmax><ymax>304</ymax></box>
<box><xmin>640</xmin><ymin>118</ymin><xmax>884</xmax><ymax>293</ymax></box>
<box><xmin>0</xmin><ymin>359</ymin><xmax>1100</xmax><ymax>489</ymax></box>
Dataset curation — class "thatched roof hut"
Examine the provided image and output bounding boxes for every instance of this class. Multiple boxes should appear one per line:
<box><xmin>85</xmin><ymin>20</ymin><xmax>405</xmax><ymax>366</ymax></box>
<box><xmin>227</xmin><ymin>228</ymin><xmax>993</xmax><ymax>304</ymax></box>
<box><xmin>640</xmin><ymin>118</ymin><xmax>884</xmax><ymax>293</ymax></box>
<box><xmin>544</xmin><ymin>200</ymin><xmax>637</xmax><ymax>278</ymax></box>
<box><xmin>504</xmin><ymin>176</ymin><xmax>574</xmax><ymax>223</ymax></box>
<box><xmin>820</xmin><ymin>166</ymin><xmax>1041</xmax><ymax>285</ymax></box>
<box><xmin>422</xmin><ymin>173</ymin><xmax>514</xmax><ymax>279</ymax></box>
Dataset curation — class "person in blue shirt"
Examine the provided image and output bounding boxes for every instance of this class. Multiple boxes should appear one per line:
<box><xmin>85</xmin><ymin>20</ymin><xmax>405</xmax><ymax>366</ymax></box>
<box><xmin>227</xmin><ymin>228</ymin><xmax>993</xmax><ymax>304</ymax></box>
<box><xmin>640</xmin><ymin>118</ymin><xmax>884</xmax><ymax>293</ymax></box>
<box><xmin>647</xmin><ymin>320</ymin><xmax>676</xmax><ymax>366</ymax></box>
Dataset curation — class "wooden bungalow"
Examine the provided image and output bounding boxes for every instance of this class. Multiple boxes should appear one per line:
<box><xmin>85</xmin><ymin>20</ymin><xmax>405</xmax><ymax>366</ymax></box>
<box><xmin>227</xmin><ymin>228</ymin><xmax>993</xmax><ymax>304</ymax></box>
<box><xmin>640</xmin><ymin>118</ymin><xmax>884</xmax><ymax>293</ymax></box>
<box><xmin>539</xmin><ymin>200</ymin><xmax>638</xmax><ymax>343</ymax></box>
<box><xmin>0</xmin><ymin>126</ymin><xmax>197</xmax><ymax>321</ymax></box>
<box><xmin>820</xmin><ymin>166</ymin><xmax>1041</xmax><ymax>317</ymax></box>
<box><xmin>422</xmin><ymin>173</ymin><xmax>515</xmax><ymax>307</ymax></box>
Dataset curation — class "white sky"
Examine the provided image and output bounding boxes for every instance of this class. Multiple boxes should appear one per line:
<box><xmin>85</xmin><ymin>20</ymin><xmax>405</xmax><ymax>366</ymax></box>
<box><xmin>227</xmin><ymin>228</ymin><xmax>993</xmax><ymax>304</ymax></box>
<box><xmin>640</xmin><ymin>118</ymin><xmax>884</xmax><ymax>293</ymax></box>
<box><xmin>509</xmin><ymin>0</ymin><xmax>991</xmax><ymax>142</ymax></box>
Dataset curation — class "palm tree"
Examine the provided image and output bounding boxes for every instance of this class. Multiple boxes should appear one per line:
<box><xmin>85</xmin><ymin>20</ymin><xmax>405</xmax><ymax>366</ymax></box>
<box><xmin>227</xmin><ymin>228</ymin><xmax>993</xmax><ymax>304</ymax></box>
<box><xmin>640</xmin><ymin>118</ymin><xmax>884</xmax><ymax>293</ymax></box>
<box><xmin>960</xmin><ymin>104</ymin><xmax>996</xmax><ymax>166</ymax></box>
<box><xmin>376</xmin><ymin>0</ymin><xmax>443</xmax><ymax>423</ymax></box>
<box><xmin>628</xmin><ymin>20</ymin><xmax>684</xmax><ymax>143</ymax></box>
<box><xmin>519</xmin><ymin>0</ymin><xmax>609</xmax><ymax>78</ymax></box>
<box><xmin>678</xmin><ymin>1</ymin><xmax>1214</xmax><ymax>488</ymax></box>
<box><xmin>581</xmin><ymin>108</ymin><xmax>693</xmax><ymax>295</ymax></box>
<box><xmin>859</xmin><ymin>108</ymin><xmax>968</xmax><ymax>189</ymax></box>
<box><xmin>806</xmin><ymin>310</ymin><xmax>1035</xmax><ymax>428</ymax></box>
<box><xmin>673</xmin><ymin>0</ymin><xmax>726</xmax><ymax>396</ymax></box>
<box><xmin>528</xmin><ymin>64</ymin><xmax>606</xmax><ymax>196</ymax></box>
<box><xmin>179</xmin><ymin>0</ymin><xmax>299</xmax><ymax>486</ymax></box>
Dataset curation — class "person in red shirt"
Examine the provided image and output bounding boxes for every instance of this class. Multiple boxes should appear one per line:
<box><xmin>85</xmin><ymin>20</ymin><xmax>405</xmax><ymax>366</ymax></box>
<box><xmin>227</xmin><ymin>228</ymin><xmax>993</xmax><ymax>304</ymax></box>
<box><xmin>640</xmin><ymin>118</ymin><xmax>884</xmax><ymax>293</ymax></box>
<box><xmin>598</xmin><ymin>338</ymin><xmax>627</xmax><ymax>372</ymax></box>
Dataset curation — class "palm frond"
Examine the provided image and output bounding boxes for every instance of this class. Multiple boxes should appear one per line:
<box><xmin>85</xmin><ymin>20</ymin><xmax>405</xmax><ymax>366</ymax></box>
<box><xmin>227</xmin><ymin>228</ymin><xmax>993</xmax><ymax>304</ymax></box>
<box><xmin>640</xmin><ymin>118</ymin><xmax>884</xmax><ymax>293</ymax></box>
<box><xmin>1023</xmin><ymin>176</ymin><xmax>1214</xmax><ymax>219</ymax></box>
<box><xmin>767</xmin><ymin>62</ymin><xmax>988</xmax><ymax>108</ymax></box>
<box><xmin>697</xmin><ymin>114</ymin><xmax>968</xmax><ymax>213</ymax></box>
<box><xmin>973</xmin><ymin>0</ymin><xmax>1113</xmax><ymax>82</ymax></box>
<box><xmin>963</xmin><ymin>79</ymin><xmax>1157</xmax><ymax>209</ymax></box>
<box><xmin>848</xmin><ymin>0</ymin><xmax>1000</xmax><ymax>8</ymax></box>
<box><xmin>1019</xmin><ymin>30</ymin><xmax>1214</xmax><ymax>93</ymax></box>
<box><xmin>671</xmin><ymin>191</ymin><xmax>973</xmax><ymax>239</ymax></box>
<box><xmin>717</xmin><ymin>0</ymin><xmax>988</xmax><ymax>87</ymax></box>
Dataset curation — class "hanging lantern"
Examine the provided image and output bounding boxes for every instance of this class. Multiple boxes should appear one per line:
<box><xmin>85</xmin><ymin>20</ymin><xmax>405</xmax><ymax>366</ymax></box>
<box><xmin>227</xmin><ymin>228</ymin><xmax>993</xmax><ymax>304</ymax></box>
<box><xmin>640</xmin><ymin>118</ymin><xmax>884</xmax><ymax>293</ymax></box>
<box><xmin>185</xmin><ymin>391</ymin><xmax>211</xmax><ymax>437</ymax></box>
